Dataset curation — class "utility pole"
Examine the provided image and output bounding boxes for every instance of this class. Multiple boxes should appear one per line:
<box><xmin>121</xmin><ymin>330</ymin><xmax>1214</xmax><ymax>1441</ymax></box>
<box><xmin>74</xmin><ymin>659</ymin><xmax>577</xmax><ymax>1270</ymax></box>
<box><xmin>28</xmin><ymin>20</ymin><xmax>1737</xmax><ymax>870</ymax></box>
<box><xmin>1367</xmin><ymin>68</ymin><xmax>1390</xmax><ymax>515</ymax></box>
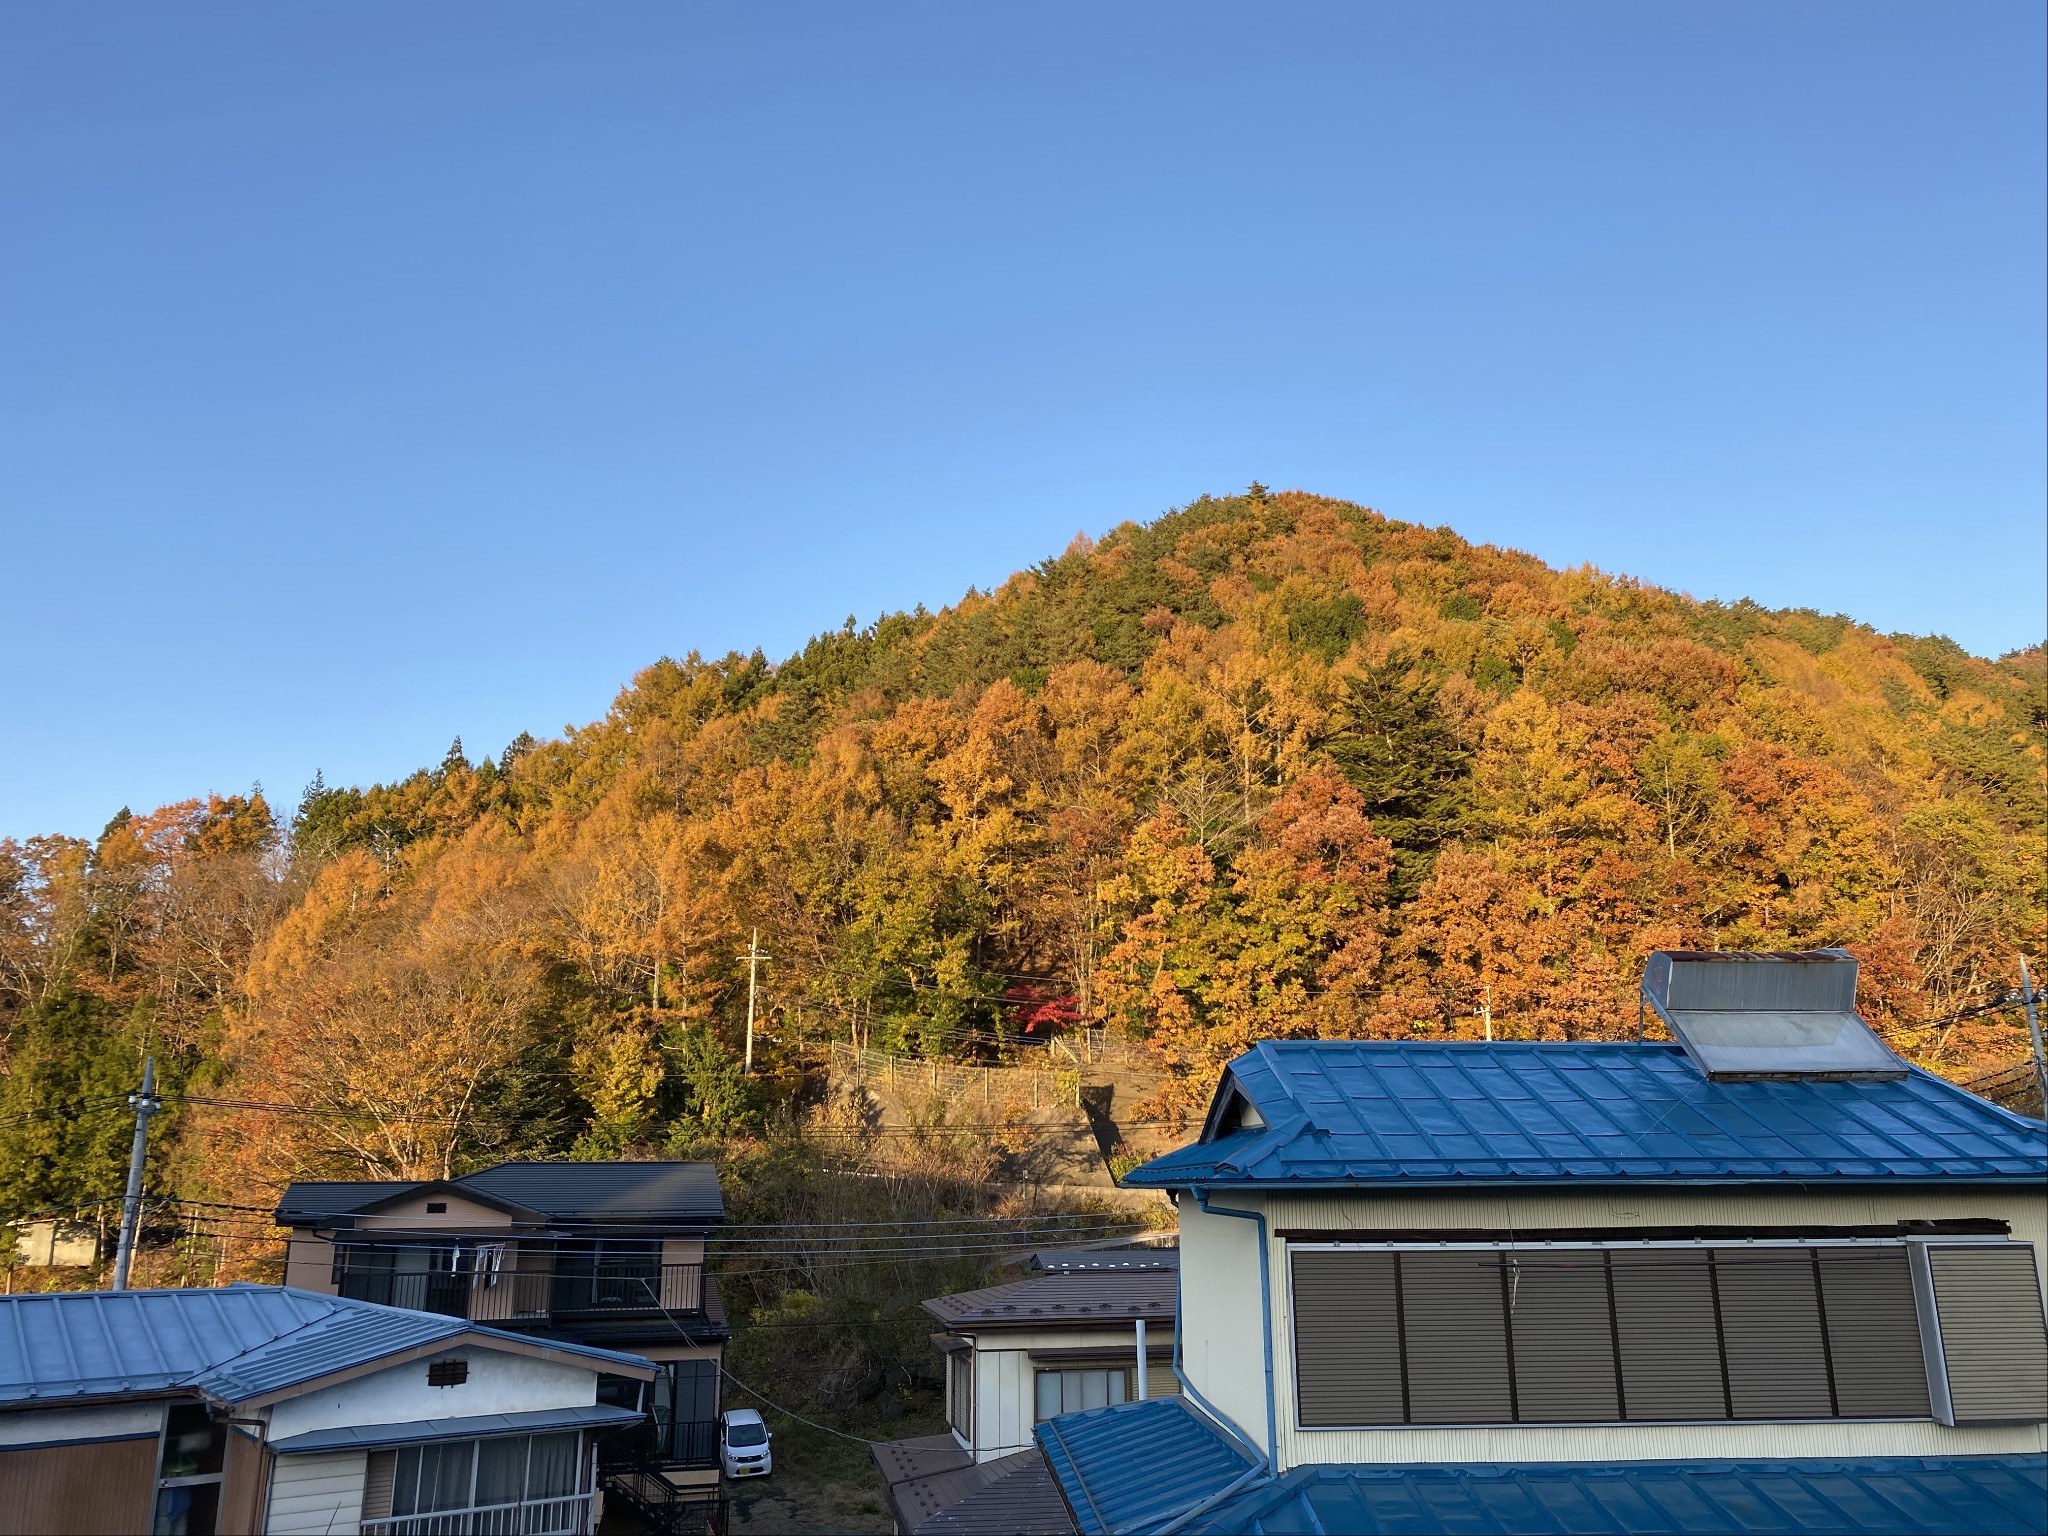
<box><xmin>739</xmin><ymin>928</ymin><xmax>769</xmax><ymax>1074</ymax></box>
<box><xmin>111</xmin><ymin>1057</ymin><xmax>162</xmax><ymax>1291</ymax></box>
<box><xmin>2021</xmin><ymin>957</ymin><xmax>2047</xmax><ymax>1119</ymax></box>
<box><xmin>1481</xmin><ymin>980</ymin><xmax>1493</xmax><ymax>1043</ymax></box>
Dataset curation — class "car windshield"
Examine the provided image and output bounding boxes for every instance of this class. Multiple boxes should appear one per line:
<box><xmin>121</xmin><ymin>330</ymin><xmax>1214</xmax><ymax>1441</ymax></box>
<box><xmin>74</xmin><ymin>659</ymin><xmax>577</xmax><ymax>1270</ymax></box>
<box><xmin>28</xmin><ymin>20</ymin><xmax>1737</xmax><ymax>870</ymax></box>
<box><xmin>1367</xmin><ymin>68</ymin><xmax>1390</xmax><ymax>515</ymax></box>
<box><xmin>727</xmin><ymin>1422</ymin><xmax>768</xmax><ymax>1447</ymax></box>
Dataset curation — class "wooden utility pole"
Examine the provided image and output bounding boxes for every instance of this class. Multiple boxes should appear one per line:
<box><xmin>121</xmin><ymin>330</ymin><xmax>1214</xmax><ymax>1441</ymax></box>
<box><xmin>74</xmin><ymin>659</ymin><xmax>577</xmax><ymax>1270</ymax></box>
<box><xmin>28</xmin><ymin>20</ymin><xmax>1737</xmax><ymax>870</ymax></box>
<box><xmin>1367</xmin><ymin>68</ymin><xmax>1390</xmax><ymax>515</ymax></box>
<box><xmin>739</xmin><ymin>928</ymin><xmax>769</xmax><ymax>1074</ymax></box>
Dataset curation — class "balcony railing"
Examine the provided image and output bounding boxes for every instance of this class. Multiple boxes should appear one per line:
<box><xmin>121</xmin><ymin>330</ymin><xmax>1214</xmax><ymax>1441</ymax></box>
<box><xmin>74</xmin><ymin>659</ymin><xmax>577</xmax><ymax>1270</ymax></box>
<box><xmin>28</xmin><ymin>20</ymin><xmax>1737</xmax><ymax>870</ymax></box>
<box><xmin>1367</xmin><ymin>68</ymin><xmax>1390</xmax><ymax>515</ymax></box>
<box><xmin>361</xmin><ymin>1491</ymin><xmax>592</xmax><ymax>1536</ymax></box>
<box><xmin>334</xmin><ymin>1258</ymin><xmax>703</xmax><ymax>1323</ymax></box>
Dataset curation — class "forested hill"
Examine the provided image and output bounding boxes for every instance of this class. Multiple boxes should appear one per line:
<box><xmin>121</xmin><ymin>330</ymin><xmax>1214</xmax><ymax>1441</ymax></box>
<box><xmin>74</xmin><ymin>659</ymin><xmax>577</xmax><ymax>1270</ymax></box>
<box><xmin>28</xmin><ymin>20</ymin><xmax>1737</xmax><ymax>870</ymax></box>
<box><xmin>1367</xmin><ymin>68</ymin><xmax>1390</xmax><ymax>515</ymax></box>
<box><xmin>4</xmin><ymin>491</ymin><xmax>2044</xmax><ymax>1213</ymax></box>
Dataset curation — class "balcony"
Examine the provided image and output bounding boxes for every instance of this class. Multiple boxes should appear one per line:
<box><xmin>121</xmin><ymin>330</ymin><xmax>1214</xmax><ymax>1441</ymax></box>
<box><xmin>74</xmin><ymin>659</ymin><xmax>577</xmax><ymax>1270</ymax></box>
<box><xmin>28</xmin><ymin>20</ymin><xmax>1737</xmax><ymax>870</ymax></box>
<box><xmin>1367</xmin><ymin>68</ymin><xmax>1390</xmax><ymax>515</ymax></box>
<box><xmin>333</xmin><ymin>1251</ymin><xmax>705</xmax><ymax>1325</ymax></box>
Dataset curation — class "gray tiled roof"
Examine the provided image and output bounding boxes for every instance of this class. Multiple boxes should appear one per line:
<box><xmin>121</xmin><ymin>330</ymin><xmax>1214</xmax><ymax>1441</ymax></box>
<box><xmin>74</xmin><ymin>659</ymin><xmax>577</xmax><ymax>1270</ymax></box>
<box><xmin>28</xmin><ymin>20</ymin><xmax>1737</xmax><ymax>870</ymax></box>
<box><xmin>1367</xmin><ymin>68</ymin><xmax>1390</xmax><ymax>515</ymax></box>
<box><xmin>923</xmin><ymin>1269</ymin><xmax>1176</xmax><ymax>1329</ymax></box>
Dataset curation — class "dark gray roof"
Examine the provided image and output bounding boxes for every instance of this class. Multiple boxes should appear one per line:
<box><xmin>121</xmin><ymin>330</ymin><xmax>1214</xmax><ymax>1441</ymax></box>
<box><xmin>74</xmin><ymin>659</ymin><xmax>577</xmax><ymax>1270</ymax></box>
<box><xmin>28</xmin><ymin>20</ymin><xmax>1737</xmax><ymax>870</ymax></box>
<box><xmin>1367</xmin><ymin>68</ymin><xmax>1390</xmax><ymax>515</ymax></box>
<box><xmin>1028</xmin><ymin>1246</ymin><xmax>1177</xmax><ymax>1273</ymax></box>
<box><xmin>917</xmin><ymin>1449</ymin><xmax>1076</xmax><ymax>1536</ymax></box>
<box><xmin>275</xmin><ymin>1181</ymin><xmax>426</xmax><ymax>1223</ymax></box>
<box><xmin>275</xmin><ymin>1161</ymin><xmax>723</xmax><ymax>1227</ymax></box>
<box><xmin>924</xmin><ymin>1269</ymin><xmax>1177</xmax><ymax>1329</ymax></box>
<box><xmin>871</xmin><ymin>1437</ymin><xmax>1076</xmax><ymax>1536</ymax></box>
<box><xmin>460</xmin><ymin>1162</ymin><xmax>723</xmax><ymax>1223</ymax></box>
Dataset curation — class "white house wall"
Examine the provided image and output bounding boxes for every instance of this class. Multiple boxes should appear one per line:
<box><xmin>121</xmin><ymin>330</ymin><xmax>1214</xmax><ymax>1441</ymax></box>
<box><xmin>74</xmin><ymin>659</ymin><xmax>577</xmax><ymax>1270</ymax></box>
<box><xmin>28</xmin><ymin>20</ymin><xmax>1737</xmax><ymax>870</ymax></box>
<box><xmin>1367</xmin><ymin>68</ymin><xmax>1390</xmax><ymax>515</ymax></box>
<box><xmin>266</xmin><ymin>1347</ymin><xmax>597</xmax><ymax>1441</ymax></box>
<box><xmin>0</xmin><ymin>1401</ymin><xmax>164</xmax><ymax>1446</ymax></box>
<box><xmin>962</xmin><ymin>1326</ymin><xmax>1182</xmax><ymax>1461</ymax></box>
<box><xmin>266</xmin><ymin>1449</ymin><xmax>367</xmax><ymax>1536</ymax></box>
<box><xmin>1187</xmin><ymin>1185</ymin><xmax>2048</xmax><ymax>1472</ymax></box>
<box><xmin>1177</xmin><ymin>1198</ymin><xmax>1271</xmax><ymax>1457</ymax></box>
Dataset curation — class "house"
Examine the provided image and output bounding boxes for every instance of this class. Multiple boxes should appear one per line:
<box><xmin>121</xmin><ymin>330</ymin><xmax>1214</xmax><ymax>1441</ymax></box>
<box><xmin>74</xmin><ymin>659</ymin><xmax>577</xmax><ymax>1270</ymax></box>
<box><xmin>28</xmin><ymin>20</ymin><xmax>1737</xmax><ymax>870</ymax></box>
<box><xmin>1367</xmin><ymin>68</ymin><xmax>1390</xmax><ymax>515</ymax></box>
<box><xmin>868</xmin><ymin>1246</ymin><xmax>1176</xmax><ymax>1535</ymax></box>
<box><xmin>930</xmin><ymin>1247</ymin><xmax>1180</xmax><ymax>1463</ymax></box>
<box><xmin>275</xmin><ymin>1161</ymin><xmax>728</xmax><ymax>1488</ymax></box>
<box><xmin>1038</xmin><ymin>950</ymin><xmax>2048</xmax><ymax>1534</ymax></box>
<box><xmin>0</xmin><ymin>1283</ymin><xmax>655</xmax><ymax>1536</ymax></box>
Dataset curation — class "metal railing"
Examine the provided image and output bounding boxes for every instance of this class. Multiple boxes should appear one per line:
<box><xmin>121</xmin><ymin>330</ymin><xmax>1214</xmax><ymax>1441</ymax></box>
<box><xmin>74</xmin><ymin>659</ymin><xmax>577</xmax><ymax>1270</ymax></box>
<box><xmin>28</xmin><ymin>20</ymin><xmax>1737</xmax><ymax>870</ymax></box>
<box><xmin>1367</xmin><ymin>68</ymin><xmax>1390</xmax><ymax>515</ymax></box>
<box><xmin>601</xmin><ymin>1461</ymin><xmax>727</xmax><ymax>1536</ymax></box>
<box><xmin>361</xmin><ymin>1491</ymin><xmax>592</xmax><ymax>1536</ymax></box>
<box><xmin>334</xmin><ymin>1259</ymin><xmax>703</xmax><ymax>1322</ymax></box>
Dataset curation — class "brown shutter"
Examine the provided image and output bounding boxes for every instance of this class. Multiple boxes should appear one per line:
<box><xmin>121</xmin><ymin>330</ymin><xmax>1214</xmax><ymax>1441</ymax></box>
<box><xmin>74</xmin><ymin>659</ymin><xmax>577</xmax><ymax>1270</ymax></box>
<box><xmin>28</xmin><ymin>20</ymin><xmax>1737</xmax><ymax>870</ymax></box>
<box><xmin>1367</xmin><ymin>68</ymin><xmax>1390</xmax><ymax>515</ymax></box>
<box><xmin>1506</xmin><ymin>1253</ymin><xmax>1619</xmax><ymax>1422</ymax></box>
<box><xmin>1610</xmin><ymin>1249</ymin><xmax>1728</xmax><ymax>1421</ymax></box>
<box><xmin>363</xmin><ymin>1449</ymin><xmax>397</xmax><ymax>1521</ymax></box>
<box><xmin>1927</xmin><ymin>1244</ymin><xmax>2048</xmax><ymax>1424</ymax></box>
<box><xmin>1713</xmin><ymin>1248</ymin><xmax>1834</xmax><ymax>1419</ymax></box>
<box><xmin>1290</xmin><ymin>1250</ymin><xmax>1405</xmax><ymax>1426</ymax></box>
<box><xmin>1398</xmin><ymin>1252</ymin><xmax>1513</xmax><ymax>1424</ymax></box>
<box><xmin>1817</xmin><ymin>1247</ymin><xmax>1929</xmax><ymax>1419</ymax></box>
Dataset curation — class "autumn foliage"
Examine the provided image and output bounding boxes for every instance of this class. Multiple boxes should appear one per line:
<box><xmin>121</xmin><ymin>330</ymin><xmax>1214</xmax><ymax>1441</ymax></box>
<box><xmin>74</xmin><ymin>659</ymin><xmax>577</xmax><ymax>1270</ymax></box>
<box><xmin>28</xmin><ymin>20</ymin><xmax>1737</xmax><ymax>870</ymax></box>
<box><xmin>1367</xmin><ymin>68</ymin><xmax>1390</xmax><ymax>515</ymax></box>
<box><xmin>3</xmin><ymin>492</ymin><xmax>2042</xmax><ymax>1210</ymax></box>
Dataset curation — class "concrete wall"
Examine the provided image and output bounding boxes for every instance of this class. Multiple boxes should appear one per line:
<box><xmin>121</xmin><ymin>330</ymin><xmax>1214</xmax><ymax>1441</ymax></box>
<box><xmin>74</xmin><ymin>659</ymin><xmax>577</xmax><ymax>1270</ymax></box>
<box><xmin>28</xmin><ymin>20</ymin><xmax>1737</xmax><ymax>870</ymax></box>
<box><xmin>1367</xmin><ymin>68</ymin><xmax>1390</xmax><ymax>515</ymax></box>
<box><xmin>265</xmin><ymin>1450</ymin><xmax>366</xmax><ymax>1536</ymax></box>
<box><xmin>267</xmin><ymin>1348</ymin><xmax>597</xmax><ymax>1442</ymax></box>
<box><xmin>1231</xmin><ymin>1185</ymin><xmax>2048</xmax><ymax>1472</ymax></box>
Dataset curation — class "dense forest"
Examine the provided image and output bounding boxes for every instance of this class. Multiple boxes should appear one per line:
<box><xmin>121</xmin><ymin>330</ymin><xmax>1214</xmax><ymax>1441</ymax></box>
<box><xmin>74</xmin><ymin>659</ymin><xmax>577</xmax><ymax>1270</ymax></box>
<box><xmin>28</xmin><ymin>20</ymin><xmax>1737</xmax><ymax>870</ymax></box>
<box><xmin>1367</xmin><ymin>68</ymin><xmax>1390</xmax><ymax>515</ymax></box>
<box><xmin>4</xmin><ymin>490</ymin><xmax>2044</xmax><ymax>1235</ymax></box>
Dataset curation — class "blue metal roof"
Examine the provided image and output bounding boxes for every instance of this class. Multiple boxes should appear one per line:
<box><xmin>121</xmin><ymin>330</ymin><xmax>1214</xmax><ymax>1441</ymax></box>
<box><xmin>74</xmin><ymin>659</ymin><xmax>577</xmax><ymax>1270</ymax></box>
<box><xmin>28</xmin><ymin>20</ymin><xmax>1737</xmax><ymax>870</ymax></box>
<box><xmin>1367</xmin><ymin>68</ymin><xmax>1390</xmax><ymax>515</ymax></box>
<box><xmin>1122</xmin><ymin>1041</ymin><xmax>2048</xmax><ymax>1189</ymax></box>
<box><xmin>0</xmin><ymin>1285</ymin><xmax>654</xmax><ymax>1407</ymax></box>
<box><xmin>1035</xmin><ymin>1397</ymin><xmax>1260</xmax><ymax>1535</ymax></box>
<box><xmin>1185</xmin><ymin>1456</ymin><xmax>2048</xmax><ymax>1535</ymax></box>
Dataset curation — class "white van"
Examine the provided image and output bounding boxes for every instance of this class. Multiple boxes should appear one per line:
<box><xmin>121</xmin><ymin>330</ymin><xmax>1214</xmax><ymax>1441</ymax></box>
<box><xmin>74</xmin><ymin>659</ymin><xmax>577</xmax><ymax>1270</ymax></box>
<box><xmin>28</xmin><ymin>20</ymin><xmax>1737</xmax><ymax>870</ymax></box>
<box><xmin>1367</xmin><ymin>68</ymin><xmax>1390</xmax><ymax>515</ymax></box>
<box><xmin>720</xmin><ymin>1408</ymin><xmax>773</xmax><ymax>1478</ymax></box>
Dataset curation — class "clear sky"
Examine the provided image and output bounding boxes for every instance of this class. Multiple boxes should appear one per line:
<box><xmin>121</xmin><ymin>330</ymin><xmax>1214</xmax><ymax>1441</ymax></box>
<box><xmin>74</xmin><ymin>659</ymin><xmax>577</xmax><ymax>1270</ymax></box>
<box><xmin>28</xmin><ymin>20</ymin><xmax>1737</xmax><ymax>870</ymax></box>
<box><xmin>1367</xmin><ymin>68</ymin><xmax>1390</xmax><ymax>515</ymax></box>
<box><xmin>3</xmin><ymin>3</ymin><xmax>2042</xmax><ymax>842</ymax></box>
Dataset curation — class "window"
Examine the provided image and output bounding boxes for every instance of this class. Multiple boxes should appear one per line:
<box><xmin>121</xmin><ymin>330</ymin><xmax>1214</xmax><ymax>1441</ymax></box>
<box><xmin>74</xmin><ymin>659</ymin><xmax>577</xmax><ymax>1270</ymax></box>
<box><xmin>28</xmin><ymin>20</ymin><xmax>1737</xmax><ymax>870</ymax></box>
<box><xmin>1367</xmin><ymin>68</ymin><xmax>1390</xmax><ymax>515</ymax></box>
<box><xmin>947</xmin><ymin>1354</ymin><xmax>973</xmax><ymax>1440</ymax></box>
<box><xmin>374</xmin><ymin>1432</ymin><xmax>584</xmax><ymax>1522</ymax></box>
<box><xmin>1034</xmin><ymin>1368</ymin><xmax>1128</xmax><ymax>1421</ymax></box>
<box><xmin>1288</xmin><ymin>1240</ymin><xmax>2027</xmax><ymax>1429</ymax></box>
<box><xmin>152</xmin><ymin>1403</ymin><xmax>227</xmax><ymax>1536</ymax></box>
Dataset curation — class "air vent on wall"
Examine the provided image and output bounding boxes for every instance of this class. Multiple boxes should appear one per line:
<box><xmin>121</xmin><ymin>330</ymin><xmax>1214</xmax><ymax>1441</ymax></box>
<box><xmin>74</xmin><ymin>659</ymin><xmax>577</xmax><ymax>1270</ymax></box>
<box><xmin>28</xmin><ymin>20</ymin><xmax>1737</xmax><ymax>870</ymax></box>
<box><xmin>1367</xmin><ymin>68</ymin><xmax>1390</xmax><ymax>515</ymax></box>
<box><xmin>1641</xmin><ymin>949</ymin><xmax>1907</xmax><ymax>1081</ymax></box>
<box><xmin>427</xmin><ymin>1359</ymin><xmax>469</xmax><ymax>1387</ymax></box>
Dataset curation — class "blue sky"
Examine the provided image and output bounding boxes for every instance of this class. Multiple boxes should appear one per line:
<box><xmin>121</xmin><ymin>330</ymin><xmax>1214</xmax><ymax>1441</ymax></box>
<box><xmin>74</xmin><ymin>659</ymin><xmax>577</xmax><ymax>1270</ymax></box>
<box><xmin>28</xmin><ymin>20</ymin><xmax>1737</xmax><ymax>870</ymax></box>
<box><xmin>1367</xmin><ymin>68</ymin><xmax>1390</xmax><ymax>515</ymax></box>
<box><xmin>2</xmin><ymin>3</ymin><xmax>2042</xmax><ymax>841</ymax></box>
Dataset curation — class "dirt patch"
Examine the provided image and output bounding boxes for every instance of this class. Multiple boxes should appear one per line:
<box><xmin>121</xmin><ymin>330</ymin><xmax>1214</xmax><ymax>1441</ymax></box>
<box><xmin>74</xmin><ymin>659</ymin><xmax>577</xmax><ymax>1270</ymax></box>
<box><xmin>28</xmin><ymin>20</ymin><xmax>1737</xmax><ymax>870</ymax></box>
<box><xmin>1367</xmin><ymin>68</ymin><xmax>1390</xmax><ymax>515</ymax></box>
<box><xmin>722</xmin><ymin>1392</ymin><xmax>951</xmax><ymax>1536</ymax></box>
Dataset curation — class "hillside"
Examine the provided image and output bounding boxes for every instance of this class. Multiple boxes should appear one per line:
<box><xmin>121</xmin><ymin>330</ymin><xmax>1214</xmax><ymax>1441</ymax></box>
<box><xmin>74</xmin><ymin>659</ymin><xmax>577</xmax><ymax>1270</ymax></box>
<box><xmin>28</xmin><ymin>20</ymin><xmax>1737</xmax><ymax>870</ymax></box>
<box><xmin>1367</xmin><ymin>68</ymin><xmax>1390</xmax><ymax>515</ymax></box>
<box><xmin>3</xmin><ymin>490</ymin><xmax>2044</xmax><ymax>1216</ymax></box>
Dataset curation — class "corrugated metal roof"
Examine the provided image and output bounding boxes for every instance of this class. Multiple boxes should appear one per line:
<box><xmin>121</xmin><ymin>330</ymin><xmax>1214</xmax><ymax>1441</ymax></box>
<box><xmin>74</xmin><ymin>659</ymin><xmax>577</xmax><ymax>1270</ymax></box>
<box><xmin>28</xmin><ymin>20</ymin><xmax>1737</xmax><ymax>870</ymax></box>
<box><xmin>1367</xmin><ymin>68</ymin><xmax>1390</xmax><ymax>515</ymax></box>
<box><xmin>1035</xmin><ymin>1397</ymin><xmax>1258</xmax><ymax>1535</ymax></box>
<box><xmin>924</xmin><ymin>1270</ymin><xmax>1177</xmax><ymax>1329</ymax></box>
<box><xmin>0</xmin><ymin>1285</ymin><xmax>654</xmax><ymax>1407</ymax></box>
<box><xmin>1185</xmin><ymin>1456</ymin><xmax>2048</xmax><ymax>1535</ymax></box>
<box><xmin>1122</xmin><ymin>1041</ymin><xmax>2048</xmax><ymax>1190</ymax></box>
<box><xmin>268</xmin><ymin>1402</ymin><xmax>641</xmax><ymax>1454</ymax></box>
<box><xmin>277</xmin><ymin>1161</ymin><xmax>724</xmax><ymax>1226</ymax></box>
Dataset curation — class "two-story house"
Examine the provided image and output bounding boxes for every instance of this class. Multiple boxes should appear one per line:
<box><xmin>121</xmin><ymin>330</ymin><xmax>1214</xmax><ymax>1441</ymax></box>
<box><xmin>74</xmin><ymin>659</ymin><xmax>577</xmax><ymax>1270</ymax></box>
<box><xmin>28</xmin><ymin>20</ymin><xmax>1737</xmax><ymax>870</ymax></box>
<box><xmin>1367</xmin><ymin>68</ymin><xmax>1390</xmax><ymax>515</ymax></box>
<box><xmin>0</xmin><ymin>1283</ymin><xmax>657</xmax><ymax>1536</ymax></box>
<box><xmin>1036</xmin><ymin>951</ymin><xmax>2048</xmax><ymax>1534</ymax></box>
<box><xmin>275</xmin><ymin>1161</ymin><xmax>728</xmax><ymax>1490</ymax></box>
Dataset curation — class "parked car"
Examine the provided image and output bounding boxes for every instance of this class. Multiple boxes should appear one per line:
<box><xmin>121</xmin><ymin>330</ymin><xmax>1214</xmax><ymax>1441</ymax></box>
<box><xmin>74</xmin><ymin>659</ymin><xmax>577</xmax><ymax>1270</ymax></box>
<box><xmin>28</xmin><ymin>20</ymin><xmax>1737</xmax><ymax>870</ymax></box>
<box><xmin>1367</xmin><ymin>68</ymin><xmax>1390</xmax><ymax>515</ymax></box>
<box><xmin>720</xmin><ymin>1408</ymin><xmax>773</xmax><ymax>1478</ymax></box>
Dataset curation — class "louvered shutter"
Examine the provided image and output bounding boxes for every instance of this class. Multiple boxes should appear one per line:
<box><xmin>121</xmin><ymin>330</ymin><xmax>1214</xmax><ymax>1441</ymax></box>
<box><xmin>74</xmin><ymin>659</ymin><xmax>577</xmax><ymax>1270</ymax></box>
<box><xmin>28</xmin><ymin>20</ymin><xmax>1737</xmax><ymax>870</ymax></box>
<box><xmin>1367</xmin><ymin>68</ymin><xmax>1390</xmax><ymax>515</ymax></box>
<box><xmin>1713</xmin><ymin>1248</ymin><xmax>1834</xmax><ymax>1419</ymax></box>
<box><xmin>362</xmin><ymin>1449</ymin><xmax>397</xmax><ymax>1521</ymax></box>
<box><xmin>1610</xmin><ymin>1249</ymin><xmax>1727</xmax><ymax>1420</ymax></box>
<box><xmin>1817</xmin><ymin>1247</ymin><xmax>1928</xmax><ymax>1419</ymax></box>
<box><xmin>1506</xmin><ymin>1252</ymin><xmax>1619</xmax><ymax>1422</ymax></box>
<box><xmin>1290</xmin><ymin>1250</ymin><xmax>1404</xmax><ymax>1426</ymax></box>
<box><xmin>1399</xmin><ymin>1252</ymin><xmax>1513</xmax><ymax>1424</ymax></box>
<box><xmin>1925</xmin><ymin>1244</ymin><xmax>2048</xmax><ymax>1424</ymax></box>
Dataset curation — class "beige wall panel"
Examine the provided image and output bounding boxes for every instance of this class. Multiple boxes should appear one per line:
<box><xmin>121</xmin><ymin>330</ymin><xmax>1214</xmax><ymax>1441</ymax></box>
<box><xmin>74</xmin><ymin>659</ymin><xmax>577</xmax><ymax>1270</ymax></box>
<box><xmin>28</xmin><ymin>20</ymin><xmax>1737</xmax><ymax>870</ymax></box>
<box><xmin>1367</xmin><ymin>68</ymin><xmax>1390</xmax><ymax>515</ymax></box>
<box><xmin>265</xmin><ymin>1449</ymin><xmax>367</xmax><ymax>1536</ymax></box>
